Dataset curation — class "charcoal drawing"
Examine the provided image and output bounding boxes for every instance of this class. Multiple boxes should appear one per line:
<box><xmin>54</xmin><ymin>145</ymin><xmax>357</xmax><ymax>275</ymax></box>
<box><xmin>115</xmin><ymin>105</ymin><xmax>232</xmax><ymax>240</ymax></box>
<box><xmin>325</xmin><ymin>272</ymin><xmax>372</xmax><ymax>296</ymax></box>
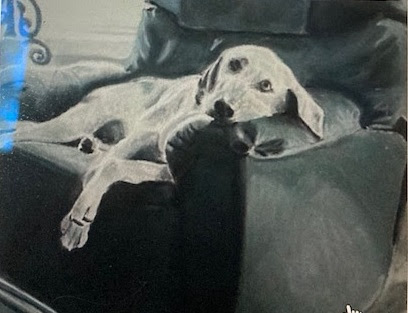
<box><xmin>0</xmin><ymin>1</ymin><xmax>406</xmax><ymax>313</ymax></box>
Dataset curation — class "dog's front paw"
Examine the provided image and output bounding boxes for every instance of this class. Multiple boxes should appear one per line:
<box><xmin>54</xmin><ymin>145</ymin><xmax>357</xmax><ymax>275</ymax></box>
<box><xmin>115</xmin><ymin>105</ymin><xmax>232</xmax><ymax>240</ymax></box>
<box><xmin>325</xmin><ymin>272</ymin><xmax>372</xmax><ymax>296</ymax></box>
<box><xmin>60</xmin><ymin>213</ymin><xmax>91</xmax><ymax>251</ymax></box>
<box><xmin>78</xmin><ymin>137</ymin><xmax>96</xmax><ymax>154</ymax></box>
<box><xmin>229</xmin><ymin>122</ymin><xmax>257</xmax><ymax>155</ymax></box>
<box><xmin>59</xmin><ymin>184</ymin><xmax>104</xmax><ymax>250</ymax></box>
<box><xmin>254</xmin><ymin>138</ymin><xmax>285</xmax><ymax>157</ymax></box>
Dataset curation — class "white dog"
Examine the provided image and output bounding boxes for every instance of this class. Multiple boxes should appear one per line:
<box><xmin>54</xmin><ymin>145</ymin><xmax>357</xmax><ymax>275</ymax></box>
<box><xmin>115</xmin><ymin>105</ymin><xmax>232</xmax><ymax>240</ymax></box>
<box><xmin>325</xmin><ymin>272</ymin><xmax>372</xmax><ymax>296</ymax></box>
<box><xmin>1</xmin><ymin>45</ymin><xmax>324</xmax><ymax>250</ymax></box>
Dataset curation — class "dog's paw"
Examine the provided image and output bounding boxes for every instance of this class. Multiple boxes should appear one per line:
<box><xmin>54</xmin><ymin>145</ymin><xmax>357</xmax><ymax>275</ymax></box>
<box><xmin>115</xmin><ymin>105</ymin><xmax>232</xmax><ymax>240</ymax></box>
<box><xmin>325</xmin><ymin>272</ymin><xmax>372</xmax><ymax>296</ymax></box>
<box><xmin>254</xmin><ymin>138</ymin><xmax>285</xmax><ymax>157</ymax></box>
<box><xmin>229</xmin><ymin>122</ymin><xmax>286</xmax><ymax>157</ymax></box>
<box><xmin>60</xmin><ymin>213</ymin><xmax>91</xmax><ymax>251</ymax></box>
<box><xmin>77</xmin><ymin>136</ymin><xmax>111</xmax><ymax>154</ymax></box>
<box><xmin>59</xmin><ymin>185</ymin><xmax>103</xmax><ymax>250</ymax></box>
<box><xmin>78</xmin><ymin>137</ymin><xmax>95</xmax><ymax>154</ymax></box>
<box><xmin>229</xmin><ymin>122</ymin><xmax>257</xmax><ymax>155</ymax></box>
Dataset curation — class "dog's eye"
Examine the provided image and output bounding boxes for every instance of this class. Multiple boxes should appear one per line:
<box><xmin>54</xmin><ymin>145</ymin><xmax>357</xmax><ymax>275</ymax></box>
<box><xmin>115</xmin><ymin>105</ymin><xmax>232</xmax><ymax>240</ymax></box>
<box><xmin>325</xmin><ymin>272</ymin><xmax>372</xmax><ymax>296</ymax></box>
<box><xmin>257</xmin><ymin>80</ymin><xmax>273</xmax><ymax>92</ymax></box>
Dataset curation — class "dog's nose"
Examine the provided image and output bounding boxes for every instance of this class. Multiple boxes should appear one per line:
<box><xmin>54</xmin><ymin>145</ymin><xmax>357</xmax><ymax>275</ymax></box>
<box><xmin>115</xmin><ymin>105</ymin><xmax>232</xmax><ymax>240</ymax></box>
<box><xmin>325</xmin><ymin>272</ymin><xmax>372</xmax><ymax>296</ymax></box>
<box><xmin>214</xmin><ymin>100</ymin><xmax>234</xmax><ymax>119</ymax></box>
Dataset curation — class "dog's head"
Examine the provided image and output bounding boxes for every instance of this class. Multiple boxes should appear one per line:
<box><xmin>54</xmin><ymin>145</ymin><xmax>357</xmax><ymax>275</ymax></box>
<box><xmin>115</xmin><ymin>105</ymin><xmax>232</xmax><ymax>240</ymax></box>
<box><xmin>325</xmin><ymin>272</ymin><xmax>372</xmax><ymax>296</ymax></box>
<box><xmin>196</xmin><ymin>45</ymin><xmax>324</xmax><ymax>138</ymax></box>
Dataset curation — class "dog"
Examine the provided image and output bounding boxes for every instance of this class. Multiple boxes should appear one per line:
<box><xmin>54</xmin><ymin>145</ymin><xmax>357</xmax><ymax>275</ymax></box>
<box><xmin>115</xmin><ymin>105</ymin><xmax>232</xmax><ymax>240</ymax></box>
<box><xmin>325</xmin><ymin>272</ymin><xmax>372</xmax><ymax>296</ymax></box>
<box><xmin>0</xmin><ymin>45</ymin><xmax>324</xmax><ymax>250</ymax></box>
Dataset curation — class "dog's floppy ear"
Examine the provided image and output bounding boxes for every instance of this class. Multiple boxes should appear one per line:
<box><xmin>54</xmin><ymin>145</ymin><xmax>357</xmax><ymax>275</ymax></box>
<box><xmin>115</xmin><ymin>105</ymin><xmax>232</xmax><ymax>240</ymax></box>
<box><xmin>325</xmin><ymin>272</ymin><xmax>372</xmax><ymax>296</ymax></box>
<box><xmin>285</xmin><ymin>86</ymin><xmax>324</xmax><ymax>139</ymax></box>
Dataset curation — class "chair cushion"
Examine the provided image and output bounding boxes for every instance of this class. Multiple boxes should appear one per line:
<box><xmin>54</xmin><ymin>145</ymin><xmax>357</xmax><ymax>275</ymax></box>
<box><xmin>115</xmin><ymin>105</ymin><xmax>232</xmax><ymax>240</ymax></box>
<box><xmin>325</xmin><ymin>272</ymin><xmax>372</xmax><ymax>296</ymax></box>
<box><xmin>234</xmin><ymin>88</ymin><xmax>362</xmax><ymax>160</ymax></box>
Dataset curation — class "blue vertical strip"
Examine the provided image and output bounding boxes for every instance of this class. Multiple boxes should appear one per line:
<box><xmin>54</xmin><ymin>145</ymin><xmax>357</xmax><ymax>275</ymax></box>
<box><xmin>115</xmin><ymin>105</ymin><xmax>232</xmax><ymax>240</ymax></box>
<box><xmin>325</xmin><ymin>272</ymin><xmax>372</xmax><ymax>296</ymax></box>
<box><xmin>0</xmin><ymin>1</ymin><xmax>29</xmax><ymax>152</ymax></box>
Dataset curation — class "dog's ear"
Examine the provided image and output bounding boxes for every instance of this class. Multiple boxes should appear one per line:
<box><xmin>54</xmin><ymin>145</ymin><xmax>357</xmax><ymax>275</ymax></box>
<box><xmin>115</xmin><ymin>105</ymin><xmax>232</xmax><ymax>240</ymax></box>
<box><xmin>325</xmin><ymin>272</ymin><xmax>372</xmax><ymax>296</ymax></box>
<box><xmin>285</xmin><ymin>87</ymin><xmax>324</xmax><ymax>139</ymax></box>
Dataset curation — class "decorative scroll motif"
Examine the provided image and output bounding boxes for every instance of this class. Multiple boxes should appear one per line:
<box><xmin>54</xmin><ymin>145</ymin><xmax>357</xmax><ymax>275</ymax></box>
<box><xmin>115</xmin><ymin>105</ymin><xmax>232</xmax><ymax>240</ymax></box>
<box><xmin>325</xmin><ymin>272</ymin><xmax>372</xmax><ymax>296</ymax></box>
<box><xmin>1</xmin><ymin>0</ymin><xmax>51</xmax><ymax>64</ymax></box>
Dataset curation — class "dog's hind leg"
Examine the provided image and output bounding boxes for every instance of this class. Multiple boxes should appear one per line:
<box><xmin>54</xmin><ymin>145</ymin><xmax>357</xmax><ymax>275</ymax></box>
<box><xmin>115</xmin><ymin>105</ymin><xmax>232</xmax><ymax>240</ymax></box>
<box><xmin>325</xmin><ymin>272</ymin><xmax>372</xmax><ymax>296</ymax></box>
<box><xmin>6</xmin><ymin>97</ymin><xmax>113</xmax><ymax>148</ymax></box>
